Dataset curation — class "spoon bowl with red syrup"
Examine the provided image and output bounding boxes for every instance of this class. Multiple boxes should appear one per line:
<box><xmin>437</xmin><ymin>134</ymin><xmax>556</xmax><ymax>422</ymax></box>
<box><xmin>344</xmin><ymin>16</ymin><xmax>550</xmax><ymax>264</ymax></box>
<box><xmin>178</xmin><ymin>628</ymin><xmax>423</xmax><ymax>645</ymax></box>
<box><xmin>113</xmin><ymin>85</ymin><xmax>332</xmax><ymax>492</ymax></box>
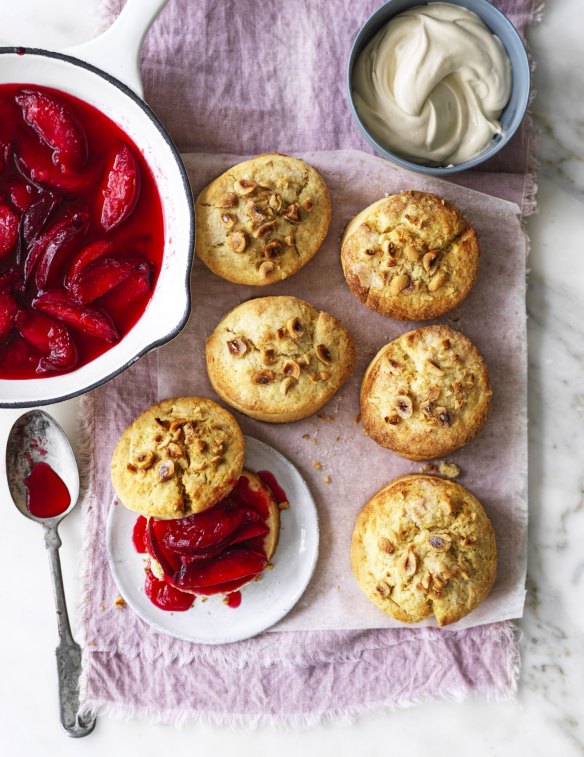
<box><xmin>6</xmin><ymin>409</ymin><xmax>96</xmax><ymax>737</ymax></box>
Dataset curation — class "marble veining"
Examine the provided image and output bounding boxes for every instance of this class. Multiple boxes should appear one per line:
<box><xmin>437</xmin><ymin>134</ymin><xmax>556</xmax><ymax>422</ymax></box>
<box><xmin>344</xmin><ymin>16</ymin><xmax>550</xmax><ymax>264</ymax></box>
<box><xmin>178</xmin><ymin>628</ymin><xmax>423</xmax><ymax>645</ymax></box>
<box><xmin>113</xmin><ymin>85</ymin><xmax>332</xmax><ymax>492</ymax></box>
<box><xmin>0</xmin><ymin>1</ymin><xmax>583</xmax><ymax>755</ymax></box>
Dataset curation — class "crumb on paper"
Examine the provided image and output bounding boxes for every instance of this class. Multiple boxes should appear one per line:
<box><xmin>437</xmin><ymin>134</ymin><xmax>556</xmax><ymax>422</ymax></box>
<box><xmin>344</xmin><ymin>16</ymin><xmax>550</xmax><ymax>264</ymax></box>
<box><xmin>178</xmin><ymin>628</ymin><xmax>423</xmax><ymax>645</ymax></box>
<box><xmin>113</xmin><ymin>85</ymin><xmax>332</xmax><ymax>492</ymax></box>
<box><xmin>222</xmin><ymin>597</ymin><xmax>229</xmax><ymax>605</ymax></box>
<box><xmin>255</xmin><ymin>574</ymin><xmax>263</xmax><ymax>582</ymax></box>
<box><xmin>279</xmin><ymin>500</ymin><xmax>290</xmax><ymax>510</ymax></box>
<box><xmin>302</xmin><ymin>433</ymin><xmax>310</xmax><ymax>440</ymax></box>
<box><xmin>439</xmin><ymin>460</ymin><xmax>461</xmax><ymax>479</ymax></box>
<box><xmin>201</xmin><ymin>596</ymin><xmax>208</xmax><ymax>602</ymax></box>
<box><xmin>335</xmin><ymin>435</ymin><xmax>341</xmax><ymax>442</ymax></box>
<box><xmin>97</xmin><ymin>604</ymin><xmax>105</xmax><ymax>612</ymax></box>
<box><xmin>312</xmin><ymin>460</ymin><xmax>322</xmax><ymax>470</ymax></box>
<box><xmin>114</xmin><ymin>596</ymin><xmax>126</xmax><ymax>608</ymax></box>
<box><xmin>354</xmin><ymin>414</ymin><xmax>360</xmax><ymax>425</ymax></box>
<box><xmin>311</xmin><ymin>437</ymin><xmax>317</xmax><ymax>445</ymax></box>
<box><xmin>421</xmin><ymin>463</ymin><xmax>439</xmax><ymax>474</ymax></box>
<box><xmin>326</xmin><ymin>415</ymin><xmax>334</xmax><ymax>423</ymax></box>
<box><xmin>265</xmin><ymin>563</ymin><xmax>274</xmax><ymax>571</ymax></box>
<box><xmin>88</xmin><ymin>641</ymin><xmax>96</xmax><ymax>647</ymax></box>
<box><xmin>324</xmin><ymin>475</ymin><xmax>331</xmax><ymax>485</ymax></box>
<box><xmin>317</xmin><ymin>413</ymin><xmax>325</xmax><ymax>421</ymax></box>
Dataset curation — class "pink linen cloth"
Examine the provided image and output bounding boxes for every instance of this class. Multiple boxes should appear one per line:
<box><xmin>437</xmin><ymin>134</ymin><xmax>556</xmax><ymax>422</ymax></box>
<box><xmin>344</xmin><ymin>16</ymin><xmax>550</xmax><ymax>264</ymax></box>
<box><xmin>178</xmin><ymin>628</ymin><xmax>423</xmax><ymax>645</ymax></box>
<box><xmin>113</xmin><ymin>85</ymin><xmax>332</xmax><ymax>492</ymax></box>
<box><xmin>126</xmin><ymin>0</ymin><xmax>541</xmax><ymax>215</ymax></box>
<box><xmin>79</xmin><ymin>0</ymin><xmax>541</xmax><ymax>725</ymax></box>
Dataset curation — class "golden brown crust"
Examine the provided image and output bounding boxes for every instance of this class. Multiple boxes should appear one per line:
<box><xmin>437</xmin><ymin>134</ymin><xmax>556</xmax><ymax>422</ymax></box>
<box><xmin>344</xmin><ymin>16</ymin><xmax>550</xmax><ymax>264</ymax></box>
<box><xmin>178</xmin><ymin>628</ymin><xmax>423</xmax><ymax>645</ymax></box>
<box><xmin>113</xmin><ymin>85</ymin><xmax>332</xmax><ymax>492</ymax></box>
<box><xmin>111</xmin><ymin>397</ymin><xmax>245</xmax><ymax>520</ymax></box>
<box><xmin>341</xmin><ymin>190</ymin><xmax>479</xmax><ymax>320</ymax></box>
<box><xmin>351</xmin><ymin>474</ymin><xmax>497</xmax><ymax>626</ymax></box>
<box><xmin>206</xmin><ymin>296</ymin><xmax>356</xmax><ymax>423</ymax></box>
<box><xmin>195</xmin><ymin>153</ymin><xmax>332</xmax><ymax>286</ymax></box>
<box><xmin>360</xmin><ymin>325</ymin><xmax>492</xmax><ymax>460</ymax></box>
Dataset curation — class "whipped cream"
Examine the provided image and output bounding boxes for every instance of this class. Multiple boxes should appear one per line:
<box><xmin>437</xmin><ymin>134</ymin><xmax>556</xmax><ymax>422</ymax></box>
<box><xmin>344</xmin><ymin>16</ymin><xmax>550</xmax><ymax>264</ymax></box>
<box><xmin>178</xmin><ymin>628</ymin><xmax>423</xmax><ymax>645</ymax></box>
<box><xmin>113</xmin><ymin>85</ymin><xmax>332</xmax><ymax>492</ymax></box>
<box><xmin>352</xmin><ymin>3</ymin><xmax>512</xmax><ymax>165</ymax></box>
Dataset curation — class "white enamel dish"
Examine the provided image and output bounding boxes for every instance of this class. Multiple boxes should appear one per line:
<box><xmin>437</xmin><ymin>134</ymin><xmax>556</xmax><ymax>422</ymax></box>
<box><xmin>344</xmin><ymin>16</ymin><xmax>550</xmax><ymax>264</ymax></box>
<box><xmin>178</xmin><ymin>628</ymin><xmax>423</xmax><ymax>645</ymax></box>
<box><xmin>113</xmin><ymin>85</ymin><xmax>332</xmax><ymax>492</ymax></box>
<box><xmin>106</xmin><ymin>437</ymin><xmax>320</xmax><ymax>644</ymax></box>
<box><xmin>0</xmin><ymin>0</ymin><xmax>194</xmax><ymax>407</ymax></box>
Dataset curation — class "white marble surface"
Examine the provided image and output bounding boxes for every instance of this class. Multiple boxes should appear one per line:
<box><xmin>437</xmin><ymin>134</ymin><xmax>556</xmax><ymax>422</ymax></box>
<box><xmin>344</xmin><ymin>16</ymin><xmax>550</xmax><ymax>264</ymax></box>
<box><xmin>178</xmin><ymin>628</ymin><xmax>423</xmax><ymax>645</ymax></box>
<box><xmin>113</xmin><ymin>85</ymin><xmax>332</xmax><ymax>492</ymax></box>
<box><xmin>0</xmin><ymin>1</ymin><xmax>583</xmax><ymax>754</ymax></box>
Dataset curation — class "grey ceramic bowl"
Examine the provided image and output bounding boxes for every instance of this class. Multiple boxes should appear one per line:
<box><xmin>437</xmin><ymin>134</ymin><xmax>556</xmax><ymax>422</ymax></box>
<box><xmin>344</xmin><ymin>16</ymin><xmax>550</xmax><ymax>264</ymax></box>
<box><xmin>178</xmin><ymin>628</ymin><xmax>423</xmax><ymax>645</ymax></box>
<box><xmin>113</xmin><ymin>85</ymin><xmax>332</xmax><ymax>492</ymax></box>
<box><xmin>347</xmin><ymin>0</ymin><xmax>531</xmax><ymax>175</ymax></box>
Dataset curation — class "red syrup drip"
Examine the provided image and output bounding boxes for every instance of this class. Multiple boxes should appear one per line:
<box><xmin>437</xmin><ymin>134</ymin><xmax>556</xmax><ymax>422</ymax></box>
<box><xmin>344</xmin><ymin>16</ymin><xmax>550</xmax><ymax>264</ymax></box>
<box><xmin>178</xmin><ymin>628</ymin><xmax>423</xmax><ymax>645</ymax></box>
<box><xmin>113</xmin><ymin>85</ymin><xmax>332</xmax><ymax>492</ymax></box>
<box><xmin>24</xmin><ymin>461</ymin><xmax>70</xmax><ymax>518</ymax></box>
<box><xmin>132</xmin><ymin>515</ymin><xmax>147</xmax><ymax>554</ymax></box>
<box><xmin>257</xmin><ymin>469</ymin><xmax>288</xmax><ymax>506</ymax></box>
<box><xmin>133</xmin><ymin>471</ymin><xmax>283</xmax><ymax>612</ymax></box>
<box><xmin>0</xmin><ymin>83</ymin><xmax>164</xmax><ymax>379</ymax></box>
<box><xmin>144</xmin><ymin>567</ymin><xmax>195</xmax><ymax>612</ymax></box>
<box><xmin>225</xmin><ymin>591</ymin><xmax>242</xmax><ymax>609</ymax></box>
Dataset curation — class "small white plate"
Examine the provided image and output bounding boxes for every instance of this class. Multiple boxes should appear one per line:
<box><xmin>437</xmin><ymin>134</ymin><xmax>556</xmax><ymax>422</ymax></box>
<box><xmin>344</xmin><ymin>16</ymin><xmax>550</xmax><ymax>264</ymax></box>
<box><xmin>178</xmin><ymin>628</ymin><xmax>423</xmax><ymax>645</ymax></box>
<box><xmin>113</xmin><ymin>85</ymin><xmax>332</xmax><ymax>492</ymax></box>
<box><xmin>106</xmin><ymin>436</ymin><xmax>319</xmax><ymax>644</ymax></box>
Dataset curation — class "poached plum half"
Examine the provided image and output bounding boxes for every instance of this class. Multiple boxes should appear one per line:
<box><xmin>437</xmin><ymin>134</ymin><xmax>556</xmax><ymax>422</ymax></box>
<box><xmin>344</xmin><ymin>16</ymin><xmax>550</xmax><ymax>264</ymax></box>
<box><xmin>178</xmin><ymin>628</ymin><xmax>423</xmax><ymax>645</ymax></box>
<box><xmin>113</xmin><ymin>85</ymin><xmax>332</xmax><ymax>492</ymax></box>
<box><xmin>0</xmin><ymin>84</ymin><xmax>164</xmax><ymax>379</ymax></box>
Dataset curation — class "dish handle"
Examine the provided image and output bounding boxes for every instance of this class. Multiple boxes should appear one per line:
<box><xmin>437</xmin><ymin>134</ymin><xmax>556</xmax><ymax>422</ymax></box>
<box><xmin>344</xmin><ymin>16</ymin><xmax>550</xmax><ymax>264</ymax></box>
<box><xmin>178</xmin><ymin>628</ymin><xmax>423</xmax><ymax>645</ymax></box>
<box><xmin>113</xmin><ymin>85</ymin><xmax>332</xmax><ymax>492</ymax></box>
<box><xmin>63</xmin><ymin>0</ymin><xmax>169</xmax><ymax>99</ymax></box>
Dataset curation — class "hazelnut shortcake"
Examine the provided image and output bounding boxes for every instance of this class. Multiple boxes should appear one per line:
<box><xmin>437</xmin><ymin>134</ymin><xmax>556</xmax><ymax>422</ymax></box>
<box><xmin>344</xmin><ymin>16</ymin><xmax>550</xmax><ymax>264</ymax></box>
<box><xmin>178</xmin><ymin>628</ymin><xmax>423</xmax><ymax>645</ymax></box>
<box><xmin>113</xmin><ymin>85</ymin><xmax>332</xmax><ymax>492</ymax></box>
<box><xmin>112</xmin><ymin>400</ymin><xmax>285</xmax><ymax>611</ymax></box>
<box><xmin>206</xmin><ymin>295</ymin><xmax>355</xmax><ymax>422</ymax></box>
<box><xmin>341</xmin><ymin>190</ymin><xmax>479</xmax><ymax>320</ymax></box>
<box><xmin>111</xmin><ymin>397</ymin><xmax>245</xmax><ymax>519</ymax></box>
<box><xmin>360</xmin><ymin>325</ymin><xmax>492</xmax><ymax>460</ymax></box>
<box><xmin>351</xmin><ymin>474</ymin><xmax>497</xmax><ymax>626</ymax></box>
<box><xmin>195</xmin><ymin>153</ymin><xmax>332</xmax><ymax>285</ymax></box>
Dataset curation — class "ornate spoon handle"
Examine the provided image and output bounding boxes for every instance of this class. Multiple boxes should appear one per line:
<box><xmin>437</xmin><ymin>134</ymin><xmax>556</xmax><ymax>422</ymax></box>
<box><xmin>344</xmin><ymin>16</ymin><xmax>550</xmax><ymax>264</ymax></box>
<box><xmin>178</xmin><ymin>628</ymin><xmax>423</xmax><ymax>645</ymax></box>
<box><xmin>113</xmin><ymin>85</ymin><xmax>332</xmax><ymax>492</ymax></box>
<box><xmin>45</xmin><ymin>524</ymin><xmax>96</xmax><ymax>737</ymax></box>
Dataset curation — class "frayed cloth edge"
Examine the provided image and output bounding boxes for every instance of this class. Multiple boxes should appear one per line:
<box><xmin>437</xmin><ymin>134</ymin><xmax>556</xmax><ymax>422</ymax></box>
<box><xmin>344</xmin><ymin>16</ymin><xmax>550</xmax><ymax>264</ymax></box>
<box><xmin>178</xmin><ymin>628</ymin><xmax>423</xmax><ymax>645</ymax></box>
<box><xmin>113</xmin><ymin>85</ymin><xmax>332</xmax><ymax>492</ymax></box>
<box><xmin>78</xmin><ymin>623</ymin><xmax>521</xmax><ymax>722</ymax></box>
<box><xmin>79</xmin><ymin>667</ymin><xmax>518</xmax><ymax>732</ymax></box>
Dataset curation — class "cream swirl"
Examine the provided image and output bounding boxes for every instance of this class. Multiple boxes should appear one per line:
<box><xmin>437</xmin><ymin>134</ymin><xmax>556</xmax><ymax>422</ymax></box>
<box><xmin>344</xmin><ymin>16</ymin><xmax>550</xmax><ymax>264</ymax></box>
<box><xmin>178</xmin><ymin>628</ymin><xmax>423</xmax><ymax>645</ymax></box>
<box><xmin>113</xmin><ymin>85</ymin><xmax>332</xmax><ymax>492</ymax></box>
<box><xmin>352</xmin><ymin>3</ymin><xmax>512</xmax><ymax>165</ymax></box>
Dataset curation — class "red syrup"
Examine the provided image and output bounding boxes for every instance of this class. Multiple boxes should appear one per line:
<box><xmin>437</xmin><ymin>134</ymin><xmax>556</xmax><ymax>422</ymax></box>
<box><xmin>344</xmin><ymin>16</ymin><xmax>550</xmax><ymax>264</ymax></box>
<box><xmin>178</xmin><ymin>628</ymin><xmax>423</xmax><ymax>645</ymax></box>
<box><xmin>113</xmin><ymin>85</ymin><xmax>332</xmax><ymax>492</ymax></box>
<box><xmin>0</xmin><ymin>83</ymin><xmax>164</xmax><ymax>379</ymax></box>
<box><xmin>24</xmin><ymin>461</ymin><xmax>70</xmax><ymax>518</ymax></box>
<box><xmin>132</xmin><ymin>514</ymin><xmax>147</xmax><ymax>554</ymax></box>
<box><xmin>133</xmin><ymin>472</ymin><xmax>284</xmax><ymax>612</ymax></box>
<box><xmin>144</xmin><ymin>567</ymin><xmax>195</xmax><ymax>612</ymax></box>
<box><xmin>225</xmin><ymin>591</ymin><xmax>242</xmax><ymax>609</ymax></box>
<box><xmin>257</xmin><ymin>470</ymin><xmax>288</xmax><ymax>507</ymax></box>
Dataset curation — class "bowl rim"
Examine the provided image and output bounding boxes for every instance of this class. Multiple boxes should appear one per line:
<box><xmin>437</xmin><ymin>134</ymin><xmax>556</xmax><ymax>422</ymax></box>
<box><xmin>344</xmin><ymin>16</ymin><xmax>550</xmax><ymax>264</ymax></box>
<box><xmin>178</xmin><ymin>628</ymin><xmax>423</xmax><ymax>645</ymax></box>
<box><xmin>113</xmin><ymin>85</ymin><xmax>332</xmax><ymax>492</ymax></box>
<box><xmin>346</xmin><ymin>0</ymin><xmax>531</xmax><ymax>175</ymax></box>
<box><xmin>0</xmin><ymin>46</ymin><xmax>195</xmax><ymax>408</ymax></box>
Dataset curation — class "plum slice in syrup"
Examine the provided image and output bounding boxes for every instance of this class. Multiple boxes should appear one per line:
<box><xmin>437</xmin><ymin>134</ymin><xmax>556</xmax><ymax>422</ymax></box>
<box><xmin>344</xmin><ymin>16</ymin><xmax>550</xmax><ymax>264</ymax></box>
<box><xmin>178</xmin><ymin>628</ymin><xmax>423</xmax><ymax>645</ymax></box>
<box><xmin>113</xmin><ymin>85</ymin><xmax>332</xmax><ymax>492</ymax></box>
<box><xmin>99</xmin><ymin>144</ymin><xmax>140</xmax><ymax>231</ymax></box>
<box><xmin>16</xmin><ymin>89</ymin><xmax>88</xmax><ymax>173</ymax></box>
<box><xmin>70</xmin><ymin>256</ymin><xmax>150</xmax><ymax>305</ymax></box>
<box><xmin>0</xmin><ymin>293</ymin><xmax>18</xmax><ymax>340</ymax></box>
<box><xmin>65</xmin><ymin>240</ymin><xmax>113</xmax><ymax>287</ymax></box>
<box><xmin>33</xmin><ymin>290</ymin><xmax>119</xmax><ymax>343</ymax></box>
<box><xmin>20</xmin><ymin>191</ymin><xmax>60</xmax><ymax>251</ymax></box>
<box><xmin>0</xmin><ymin>83</ymin><xmax>164</xmax><ymax>379</ymax></box>
<box><xmin>34</xmin><ymin>209</ymin><xmax>90</xmax><ymax>290</ymax></box>
<box><xmin>0</xmin><ymin>204</ymin><xmax>19</xmax><ymax>259</ymax></box>
<box><xmin>15</xmin><ymin>309</ymin><xmax>78</xmax><ymax>372</ymax></box>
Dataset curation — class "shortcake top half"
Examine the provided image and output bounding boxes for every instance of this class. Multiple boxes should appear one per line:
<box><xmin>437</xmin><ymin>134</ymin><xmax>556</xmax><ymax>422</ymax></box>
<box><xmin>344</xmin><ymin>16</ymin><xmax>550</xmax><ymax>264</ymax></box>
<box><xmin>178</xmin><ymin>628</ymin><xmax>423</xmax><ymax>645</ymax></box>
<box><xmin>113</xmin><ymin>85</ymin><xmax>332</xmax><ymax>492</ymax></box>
<box><xmin>111</xmin><ymin>397</ymin><xmax>245</xmax><ymax>520</ymax></box>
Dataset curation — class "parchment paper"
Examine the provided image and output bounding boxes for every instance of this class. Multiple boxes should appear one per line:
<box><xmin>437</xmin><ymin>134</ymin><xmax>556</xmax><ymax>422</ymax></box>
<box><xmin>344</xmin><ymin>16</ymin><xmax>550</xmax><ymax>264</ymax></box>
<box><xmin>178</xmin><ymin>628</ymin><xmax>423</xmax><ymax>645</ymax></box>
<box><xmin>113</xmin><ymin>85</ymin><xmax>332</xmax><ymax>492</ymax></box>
<box><xmin>156</xmin><ymin>149</ymin><xmax>528</xmax><ymax>632</ymax></box>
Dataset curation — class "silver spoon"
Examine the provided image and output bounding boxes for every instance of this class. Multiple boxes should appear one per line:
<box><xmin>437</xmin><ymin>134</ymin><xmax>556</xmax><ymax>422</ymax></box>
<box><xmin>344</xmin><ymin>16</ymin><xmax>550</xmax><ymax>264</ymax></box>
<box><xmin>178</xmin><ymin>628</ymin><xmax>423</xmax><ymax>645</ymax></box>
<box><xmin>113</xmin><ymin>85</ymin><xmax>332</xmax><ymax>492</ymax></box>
<box><xmin>6</xmin><ymin>409</ymin><xmax>96</xmax><ymax>738</ymax></box>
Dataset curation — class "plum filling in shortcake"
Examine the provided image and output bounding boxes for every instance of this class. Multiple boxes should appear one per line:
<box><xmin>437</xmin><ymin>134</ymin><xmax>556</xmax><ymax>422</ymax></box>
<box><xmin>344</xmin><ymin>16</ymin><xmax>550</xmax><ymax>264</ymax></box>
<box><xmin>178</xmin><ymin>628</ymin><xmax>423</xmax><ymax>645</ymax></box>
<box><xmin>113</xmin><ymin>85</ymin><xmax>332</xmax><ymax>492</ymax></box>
<box><xmin>132</xmin><ymin>470</ymin><xmax>285</xmax><ymax>611</ymax></box>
